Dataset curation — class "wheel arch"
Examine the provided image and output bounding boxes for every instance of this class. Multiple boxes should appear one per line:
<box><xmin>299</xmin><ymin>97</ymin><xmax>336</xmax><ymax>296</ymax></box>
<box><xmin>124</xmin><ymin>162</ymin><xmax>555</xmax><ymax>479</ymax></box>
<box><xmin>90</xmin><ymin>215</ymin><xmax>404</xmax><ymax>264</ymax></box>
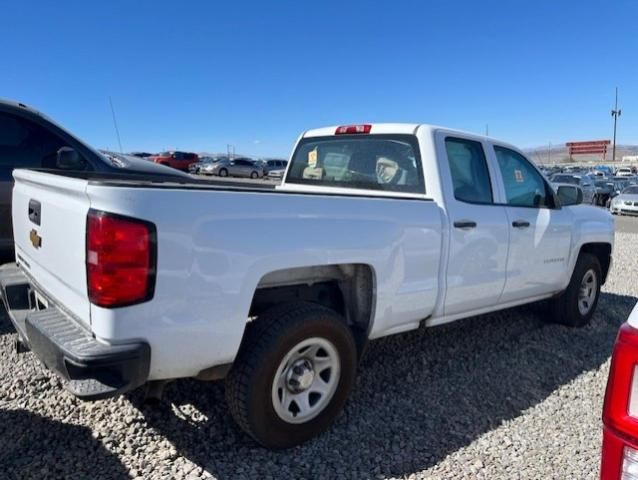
<box><xmin>248</xmin><ymin>264</ymin><xmax>376</xmax><ymax>356</ymax></box>
<box><xmin>578</xmin><ymin>242</ymin><xmax>612</xmax><ymax>284</ymax></box>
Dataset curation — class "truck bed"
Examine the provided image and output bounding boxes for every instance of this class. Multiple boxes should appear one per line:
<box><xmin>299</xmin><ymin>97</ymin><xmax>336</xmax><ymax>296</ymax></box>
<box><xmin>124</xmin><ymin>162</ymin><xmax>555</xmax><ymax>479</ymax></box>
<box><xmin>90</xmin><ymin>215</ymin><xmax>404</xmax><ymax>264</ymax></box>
<box><xmin>12</xmin><ymin>168</ymin><xmax>443</xmax><ymax>380</ymax></box>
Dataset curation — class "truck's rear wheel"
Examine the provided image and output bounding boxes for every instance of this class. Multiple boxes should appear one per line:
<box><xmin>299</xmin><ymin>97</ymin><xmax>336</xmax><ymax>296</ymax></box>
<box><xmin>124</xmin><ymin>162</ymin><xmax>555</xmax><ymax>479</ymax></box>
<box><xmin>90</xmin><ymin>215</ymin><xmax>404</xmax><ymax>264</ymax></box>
<box><xmin>225</xmin><ymin>302</ymin><xmax>357</xmax><ymax>449</ymax></box>
<box><xmin>549</xmin><ymin>253</ymin><xmax>601</xmax><ymax>327</ymax></box>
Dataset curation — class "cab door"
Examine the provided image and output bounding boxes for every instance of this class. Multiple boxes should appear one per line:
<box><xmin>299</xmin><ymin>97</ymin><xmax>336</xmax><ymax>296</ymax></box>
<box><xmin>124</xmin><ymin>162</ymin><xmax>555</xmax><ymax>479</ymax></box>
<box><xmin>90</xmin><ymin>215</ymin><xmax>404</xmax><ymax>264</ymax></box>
<box><xmin>438</xmin><ymin>134</ymin><xmax>510</xmax><ymax>316</ymax></box>
<box><xmin>491</xmin><ymin>145</ymin><xmax>573</xmax><ymax>302</ymax></box>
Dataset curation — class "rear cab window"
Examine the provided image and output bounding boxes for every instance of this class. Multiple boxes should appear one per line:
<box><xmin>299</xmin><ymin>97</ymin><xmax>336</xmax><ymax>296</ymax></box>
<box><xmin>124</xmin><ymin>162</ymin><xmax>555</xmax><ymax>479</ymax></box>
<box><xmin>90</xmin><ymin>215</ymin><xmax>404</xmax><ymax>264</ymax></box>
<box><xmin>285</xmin><ymin>134</ymin><xmax>425</xmax><ymax>194</ymax></box>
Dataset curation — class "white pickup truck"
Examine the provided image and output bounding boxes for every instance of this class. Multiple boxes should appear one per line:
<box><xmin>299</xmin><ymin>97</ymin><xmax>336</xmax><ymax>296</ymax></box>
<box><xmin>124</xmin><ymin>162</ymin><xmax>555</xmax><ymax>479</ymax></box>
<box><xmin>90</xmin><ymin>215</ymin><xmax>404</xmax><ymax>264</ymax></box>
<box><xmin>0</xmin><ymin>123</ymin><xmax>614</xmax><ymax>448</ymax></box>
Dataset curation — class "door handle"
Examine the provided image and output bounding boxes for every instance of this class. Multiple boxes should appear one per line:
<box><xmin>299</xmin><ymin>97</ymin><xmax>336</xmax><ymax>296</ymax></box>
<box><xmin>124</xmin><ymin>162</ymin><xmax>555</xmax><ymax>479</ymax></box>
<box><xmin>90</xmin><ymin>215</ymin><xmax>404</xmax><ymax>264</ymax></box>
<box><xmin>512</xmin><ymin>220</ymin><xmax>531</xmax><ymax>228</ymax></box>
<box><xmin>453</xmin><ymin>220</ymin><xmax>477</xmax><ymax>229</ymax></box>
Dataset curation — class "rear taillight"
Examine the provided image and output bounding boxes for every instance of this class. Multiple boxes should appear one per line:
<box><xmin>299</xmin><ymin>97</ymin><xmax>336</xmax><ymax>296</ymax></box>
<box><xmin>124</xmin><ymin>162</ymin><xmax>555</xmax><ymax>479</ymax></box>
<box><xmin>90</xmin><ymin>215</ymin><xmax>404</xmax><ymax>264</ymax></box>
<box><xmin>602</xmin><ymin>323</ymin><xmax>638</xmax><ymax>479</ymax></box>
<box><xmin>86</xmin><ymin>210</ymin><xmax>156</xmax><ymax>308</ymax></box>
<box><xmin>335</xmin><ymin>124</ymin><xmax>372</xmax><ymax>135</ymax></box>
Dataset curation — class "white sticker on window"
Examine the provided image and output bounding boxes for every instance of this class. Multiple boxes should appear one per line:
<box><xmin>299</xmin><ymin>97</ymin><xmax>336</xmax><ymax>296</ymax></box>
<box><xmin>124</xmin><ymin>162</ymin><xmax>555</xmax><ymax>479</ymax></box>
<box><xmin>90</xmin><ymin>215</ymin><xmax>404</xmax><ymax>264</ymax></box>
<box><xmin>308</xmin><ymin>148</ymin><xmax>318</xmax><ymax>168</ymax></box>
<box><xmin>515</xmin><ymin>169</ymin><xmax>524</xmax><ymax>183</ymax></box>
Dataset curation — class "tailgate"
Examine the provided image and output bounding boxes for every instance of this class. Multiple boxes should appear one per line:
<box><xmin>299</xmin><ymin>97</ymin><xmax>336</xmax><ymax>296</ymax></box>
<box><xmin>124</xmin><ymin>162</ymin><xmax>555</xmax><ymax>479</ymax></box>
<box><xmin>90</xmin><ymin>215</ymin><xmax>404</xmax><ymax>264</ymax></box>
<box><xmin>12</xmin><ymin>169</ymin><xmax>92</xmax><ymax>326</ymax></box>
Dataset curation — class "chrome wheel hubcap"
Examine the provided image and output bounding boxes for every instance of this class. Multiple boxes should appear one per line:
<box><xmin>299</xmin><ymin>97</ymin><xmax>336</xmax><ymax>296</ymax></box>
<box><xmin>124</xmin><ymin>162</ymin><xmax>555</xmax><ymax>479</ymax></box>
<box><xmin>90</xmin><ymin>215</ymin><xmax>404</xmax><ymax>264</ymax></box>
<box><xmin>272</xmin><ymin>337</ymin><xmax>340</xmax><ymax>424</ymax></box>
<box><xmin>578</xmin><ymin>269</ymin><xmax>597</xmax><ymax>316</ymax></box>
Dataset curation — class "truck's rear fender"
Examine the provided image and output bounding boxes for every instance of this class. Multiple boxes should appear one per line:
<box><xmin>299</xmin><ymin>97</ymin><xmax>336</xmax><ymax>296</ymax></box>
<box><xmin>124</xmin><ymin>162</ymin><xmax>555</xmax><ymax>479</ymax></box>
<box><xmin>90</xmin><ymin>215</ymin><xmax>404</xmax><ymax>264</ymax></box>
<box><xmin>249</xmin><ymin>263</ymin><xmax>375</xmax><ymax>355</ymax></box>
<box><xmin>85</xmin><ymin>186</ymin><xmax>443</xmax><ymax>380</ymax></box>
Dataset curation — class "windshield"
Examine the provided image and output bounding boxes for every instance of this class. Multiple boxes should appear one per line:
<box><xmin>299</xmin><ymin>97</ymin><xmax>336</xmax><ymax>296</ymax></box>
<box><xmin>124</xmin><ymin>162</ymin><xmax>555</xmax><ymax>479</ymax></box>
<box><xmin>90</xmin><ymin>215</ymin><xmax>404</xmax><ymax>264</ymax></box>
<box><xmin>552</xmin><ymin>175</ymin><xmax>579</xmax><ymax>185</ymax></box>
<box><xmin>623</xmin><ymin>186</ymin><xmax>638</xmax><ymax>195</ymax></box>
<box><xmin>286</xmin><ymin>134</ymin><xmax>425</xmax><ymax>194</ymax></box>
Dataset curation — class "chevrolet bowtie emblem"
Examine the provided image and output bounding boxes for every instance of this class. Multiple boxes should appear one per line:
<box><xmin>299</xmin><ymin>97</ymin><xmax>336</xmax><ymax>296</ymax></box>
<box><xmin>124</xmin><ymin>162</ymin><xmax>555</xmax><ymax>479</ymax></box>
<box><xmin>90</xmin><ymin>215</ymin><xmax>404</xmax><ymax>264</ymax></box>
<box><xmin>30</xmin><ymin>229</ymin><xmax>42</xmax><ymax>249</ymax></box>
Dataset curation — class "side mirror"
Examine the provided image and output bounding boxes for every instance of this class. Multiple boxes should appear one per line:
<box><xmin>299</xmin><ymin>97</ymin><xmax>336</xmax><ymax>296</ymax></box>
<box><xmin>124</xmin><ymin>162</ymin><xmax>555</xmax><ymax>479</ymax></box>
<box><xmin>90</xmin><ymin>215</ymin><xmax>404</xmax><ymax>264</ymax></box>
<box><xmin>556</xmin><ymin>185</ymin><xmax>584</xmax><ymax>206</ymax></box>
<box><xmin>56</xmin><ymin>147</ymin><xmax>85</xmax><ymax>170</ymax></box>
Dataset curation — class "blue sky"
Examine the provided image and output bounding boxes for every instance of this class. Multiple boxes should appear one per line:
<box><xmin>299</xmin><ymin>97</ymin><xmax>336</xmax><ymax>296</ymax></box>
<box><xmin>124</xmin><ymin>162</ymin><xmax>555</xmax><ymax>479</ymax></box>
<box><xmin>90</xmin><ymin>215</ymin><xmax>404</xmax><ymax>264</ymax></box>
<box><xmin>2</xmin><ymin>1</ymin><xmax>637</xmax><ymax>157</ymax></box>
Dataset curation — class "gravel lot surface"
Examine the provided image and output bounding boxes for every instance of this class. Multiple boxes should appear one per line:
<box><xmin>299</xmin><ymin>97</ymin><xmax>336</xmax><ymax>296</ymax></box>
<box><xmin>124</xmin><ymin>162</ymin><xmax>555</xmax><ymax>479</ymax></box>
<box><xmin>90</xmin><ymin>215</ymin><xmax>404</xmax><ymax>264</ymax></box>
<box><xmin>0</xmin><ymin>230</ymin><xmax>635</xmax><ymax>479</ymax></box>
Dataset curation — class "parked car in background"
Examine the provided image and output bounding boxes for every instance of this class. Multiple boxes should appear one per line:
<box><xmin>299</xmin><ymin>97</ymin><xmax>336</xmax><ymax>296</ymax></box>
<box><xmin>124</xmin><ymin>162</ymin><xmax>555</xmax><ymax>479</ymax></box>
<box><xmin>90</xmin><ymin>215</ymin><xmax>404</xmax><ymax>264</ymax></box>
<box><xmin>129</xmin><ymin>152</ymin><xmax>154</xmax><ymax>159</ymax></box>
<box><xmin>594</xmin><ymin>165</ymin><xmax>614</xmax><ymax>177</ymax></box>
<box><xmin>262</xmin><ymin>159</ymin><xmax>288</xmax><ymax>176</ymax></box>
<box><xmin>605</xmin><ymin>178</ymin><xmax>631</xmax><ymax>207</ymax></box>
<box><xmin>152</xmin><ymin>151</ymin><xmax>199</xmax><ymax>171</ymax></box>
<box><xmin>0</xmin><ymin>123</ymin><xmax>613</xmax><ymax>448</ymax></box>
<box><xmin>267</xmin><ymin>167</ymin><xmax>287</xmax><ymax>180</ymax></box>
<box><xmin>550</xmin><ymin>173</ymin><xmax>596</xmax><ymax>204</ymax></box>
<box><xmin>616</xmin><ymin>166</ymin><xmax>634</xmax><ymax>177</ymax></box>
<box><xmin>209</xmin><ymin>157</ymin><xmax>264</xmax><ymax>178</ymax></box>
<box><xmin>189</xmin><ymin>156</ymin><xmax>226</xmax><ymax>175</ymax></box>
<box><xmin>609</xmin><ymin>185</ymin><xmax>638</xmax><ymax>215</ymax></box>
<box><xmin>0</xmin><ymin>99</ymin><xmax>188</xmax><ymax>255</ymax></box>
<box><xmin>594</xmin><ymin>180</ymin><xmax>616</xmax><ymax>207</ymax></box>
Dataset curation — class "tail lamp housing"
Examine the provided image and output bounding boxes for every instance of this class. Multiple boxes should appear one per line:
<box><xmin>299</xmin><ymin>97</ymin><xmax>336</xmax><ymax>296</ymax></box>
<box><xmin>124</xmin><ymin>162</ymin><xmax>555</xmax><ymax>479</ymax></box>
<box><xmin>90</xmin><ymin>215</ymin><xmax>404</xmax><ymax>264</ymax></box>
<box><xmin>602</xmin><ymin>323</ymin><xmax>638</xmax><ymax>479</ymax></box>
<box><xmin>86</xmin><ymin>210</ymin><xmax>157</xmax><ymax>308</ymax></box>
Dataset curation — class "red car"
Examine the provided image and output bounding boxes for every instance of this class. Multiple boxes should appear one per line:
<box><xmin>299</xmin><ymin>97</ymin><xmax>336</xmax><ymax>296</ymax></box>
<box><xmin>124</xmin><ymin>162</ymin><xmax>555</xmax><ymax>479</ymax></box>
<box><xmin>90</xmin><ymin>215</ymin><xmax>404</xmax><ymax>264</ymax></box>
<box><xmin>152</xmin><ymin>151</ymin><xmax>199</xmax><ymax>171</ymax></box>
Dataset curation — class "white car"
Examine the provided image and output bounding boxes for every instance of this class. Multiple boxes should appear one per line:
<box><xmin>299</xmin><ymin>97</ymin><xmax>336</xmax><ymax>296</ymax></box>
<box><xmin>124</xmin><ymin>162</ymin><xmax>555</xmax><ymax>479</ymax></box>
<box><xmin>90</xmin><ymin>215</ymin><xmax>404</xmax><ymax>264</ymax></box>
<box><xmin>616</xmin><ymin>167</ymin><xmax>634</xmax><ymax>177</ymax></box>
<box><xmin>0</xmin><ymin>123</ymin><xmax>614</xmax><ymax>448</ymax></box>
<box><xmin>609</xmin><ymin>185</ymin><xmax>638</xmax><ymax>215</ymax></box>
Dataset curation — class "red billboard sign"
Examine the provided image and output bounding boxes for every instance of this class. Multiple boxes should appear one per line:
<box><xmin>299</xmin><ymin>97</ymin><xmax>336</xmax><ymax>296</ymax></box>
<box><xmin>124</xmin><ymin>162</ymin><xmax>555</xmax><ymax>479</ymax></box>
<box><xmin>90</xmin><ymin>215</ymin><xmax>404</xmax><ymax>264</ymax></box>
<box><xmin>566</xmin><ymin>140</ymin><xmax>610</xmax><ymax>157</ymax></box>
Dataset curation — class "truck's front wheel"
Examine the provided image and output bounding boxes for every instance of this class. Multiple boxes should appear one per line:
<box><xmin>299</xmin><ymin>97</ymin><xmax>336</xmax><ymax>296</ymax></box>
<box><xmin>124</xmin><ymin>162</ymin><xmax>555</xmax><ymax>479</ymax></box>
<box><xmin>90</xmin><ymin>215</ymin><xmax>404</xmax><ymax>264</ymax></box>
<box><xmin>549</xmin><ymin>253</ymin><xmax>601</xmax><ymax>327</ymax></box>
<box><xmin>225</xmin><ymin>302</ymin><xmax>357</xmax><ymax>449</ymax></box>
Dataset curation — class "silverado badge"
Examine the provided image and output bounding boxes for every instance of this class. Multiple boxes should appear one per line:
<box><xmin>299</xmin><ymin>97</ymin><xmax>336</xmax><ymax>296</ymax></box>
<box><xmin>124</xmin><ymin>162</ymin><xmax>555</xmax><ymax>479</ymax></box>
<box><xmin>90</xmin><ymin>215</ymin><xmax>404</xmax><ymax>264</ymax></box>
<box><xmin>29</xmin><ymin>229</ymin><xmax>42</xmax><ymax>249</ymax></box>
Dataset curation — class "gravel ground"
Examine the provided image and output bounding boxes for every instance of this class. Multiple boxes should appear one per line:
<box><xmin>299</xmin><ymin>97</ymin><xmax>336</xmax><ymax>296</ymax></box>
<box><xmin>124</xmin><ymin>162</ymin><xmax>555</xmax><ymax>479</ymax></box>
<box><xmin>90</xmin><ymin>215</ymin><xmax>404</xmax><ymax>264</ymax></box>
<box><xmin>0</xmin><ymin>233</ymin><xmax>636</xmax><ymax>479</ymax></box>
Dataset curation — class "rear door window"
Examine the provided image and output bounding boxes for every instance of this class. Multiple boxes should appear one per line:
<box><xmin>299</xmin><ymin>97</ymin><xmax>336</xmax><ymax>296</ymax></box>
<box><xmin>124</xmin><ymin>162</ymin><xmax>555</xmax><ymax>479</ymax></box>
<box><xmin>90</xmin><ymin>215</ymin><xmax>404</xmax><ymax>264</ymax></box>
<box><xmin>286</xmin><ymin>134</ymin><xmax>424</xmax><ymax>194</ymax></box>
<box><xmin>445</xmin><ymin>137</ymin><xmax>493</xmax><ymax>204</ymax></box>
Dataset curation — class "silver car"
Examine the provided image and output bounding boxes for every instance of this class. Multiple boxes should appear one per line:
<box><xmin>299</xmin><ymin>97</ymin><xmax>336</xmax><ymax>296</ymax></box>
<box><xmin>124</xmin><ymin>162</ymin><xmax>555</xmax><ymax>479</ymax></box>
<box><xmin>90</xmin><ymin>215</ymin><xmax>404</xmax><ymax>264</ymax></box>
<box><xmin>610</xmin><ymin>185</ymin><xmax>638</xmax><ymax>215</ymax></box>
<box><xmin>550</xmin><ymin>173</ymin><xmax>596</xmax><ymax>204</ymax></box>
<box><xmin>267</xmin><ymin>168</ymin><xmax>286</xmax><ymax>180</ymax></box>
<box><xmin>210</xmin><ymin>158</ymin><xmax>264</xmax><ymax>178</ymax></box>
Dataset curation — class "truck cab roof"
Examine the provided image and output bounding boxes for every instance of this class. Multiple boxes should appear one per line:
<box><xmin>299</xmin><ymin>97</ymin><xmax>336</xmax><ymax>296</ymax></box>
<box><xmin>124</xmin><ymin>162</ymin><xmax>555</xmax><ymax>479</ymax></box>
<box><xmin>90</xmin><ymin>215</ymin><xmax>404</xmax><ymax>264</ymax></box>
<box><xmin>302</xmin><ymin>123</ymin><xmax>492</xmax><ymax>141</ymax></box>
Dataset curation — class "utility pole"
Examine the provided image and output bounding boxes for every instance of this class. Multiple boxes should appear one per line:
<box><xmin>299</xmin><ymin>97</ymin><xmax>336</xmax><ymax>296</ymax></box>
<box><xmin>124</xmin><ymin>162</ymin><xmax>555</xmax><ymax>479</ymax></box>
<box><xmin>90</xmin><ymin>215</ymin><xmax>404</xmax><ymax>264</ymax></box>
<box><xmin>611</xmin><ymin>87</ymin><xmax>622</xmax><ymax>162</ymax></box>
<box><xmin>109</xmin><ymin>97</ymin><xmax>123</xmax><ymax>153</ymax></box>
<box><xmin>485</xmin><ymin>124</ymin><xmax>489</xmax><ymax>136</ymax></box>
<box><xmin>548</xmin><ymin>142</ymin><xmax>552</xmax><ymax>164</ymax></box>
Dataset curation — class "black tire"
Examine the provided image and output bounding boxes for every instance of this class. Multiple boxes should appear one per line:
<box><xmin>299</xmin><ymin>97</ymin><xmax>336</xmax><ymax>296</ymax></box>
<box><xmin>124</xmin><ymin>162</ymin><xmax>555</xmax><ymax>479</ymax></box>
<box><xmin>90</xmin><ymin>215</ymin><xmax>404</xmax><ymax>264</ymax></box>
<box><xmin>250</xmin><ymin>171</ymin><xmax>259</xmax><ymax>179</ymax></box>
<box><xmin>549</xmin><ymin>253</ymin><xmax>601</xmax><ymax>327</ymax></box>
<box><xmin>225</xmin><ymin>302</ymin><xmax>357</xmax><ymax>449</ymax></box>
<box><xmin>219</xmin><ymin>168</ymin><xmax>228</xmax><ymax>177</ymax></box>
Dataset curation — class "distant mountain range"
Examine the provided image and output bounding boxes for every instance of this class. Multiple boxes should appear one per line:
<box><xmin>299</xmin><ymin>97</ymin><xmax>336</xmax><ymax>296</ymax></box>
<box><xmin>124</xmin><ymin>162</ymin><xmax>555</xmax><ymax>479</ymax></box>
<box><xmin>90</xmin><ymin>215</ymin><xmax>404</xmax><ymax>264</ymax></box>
<box><xmin>525</xmin><ymin>144</ymin><xmax>638</xmax><ymax>164</ymax></box>
<box><xmin>196</xmin><ymin>152</ymin><xmax>287</xmax><ymax>161</ymax></box>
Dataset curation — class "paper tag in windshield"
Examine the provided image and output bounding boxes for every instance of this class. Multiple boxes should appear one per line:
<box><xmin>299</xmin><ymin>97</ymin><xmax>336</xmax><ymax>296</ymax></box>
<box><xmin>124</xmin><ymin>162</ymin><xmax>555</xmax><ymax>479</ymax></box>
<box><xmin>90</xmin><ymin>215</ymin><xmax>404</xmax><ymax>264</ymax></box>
<box><xmin>514</xmin><ymin>169</ymin><xmax>524</xmax><ymax>183</ymax></box>
<box><xmin>308</xmin><ymin>148</ymin><xmax>318</xmax><ymax>168</ymax></box>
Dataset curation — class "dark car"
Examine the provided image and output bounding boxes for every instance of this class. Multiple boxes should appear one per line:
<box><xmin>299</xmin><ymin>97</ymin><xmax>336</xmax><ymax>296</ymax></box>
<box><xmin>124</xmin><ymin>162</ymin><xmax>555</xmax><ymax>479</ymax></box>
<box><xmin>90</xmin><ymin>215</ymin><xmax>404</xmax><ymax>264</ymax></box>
<box><xmin>0</xmin><ymin>99</ymin><xmax>189</xmax><ymax>255</ymax></box>
<box><xmin>594</xmin><ymin>179</ymin><xmax>615</xmax><ymax>206</ymax></box>
<box><xmin>129</xmin><ymin>151</ymin><xmax>154</xmax><ymax>158</ymax></box>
